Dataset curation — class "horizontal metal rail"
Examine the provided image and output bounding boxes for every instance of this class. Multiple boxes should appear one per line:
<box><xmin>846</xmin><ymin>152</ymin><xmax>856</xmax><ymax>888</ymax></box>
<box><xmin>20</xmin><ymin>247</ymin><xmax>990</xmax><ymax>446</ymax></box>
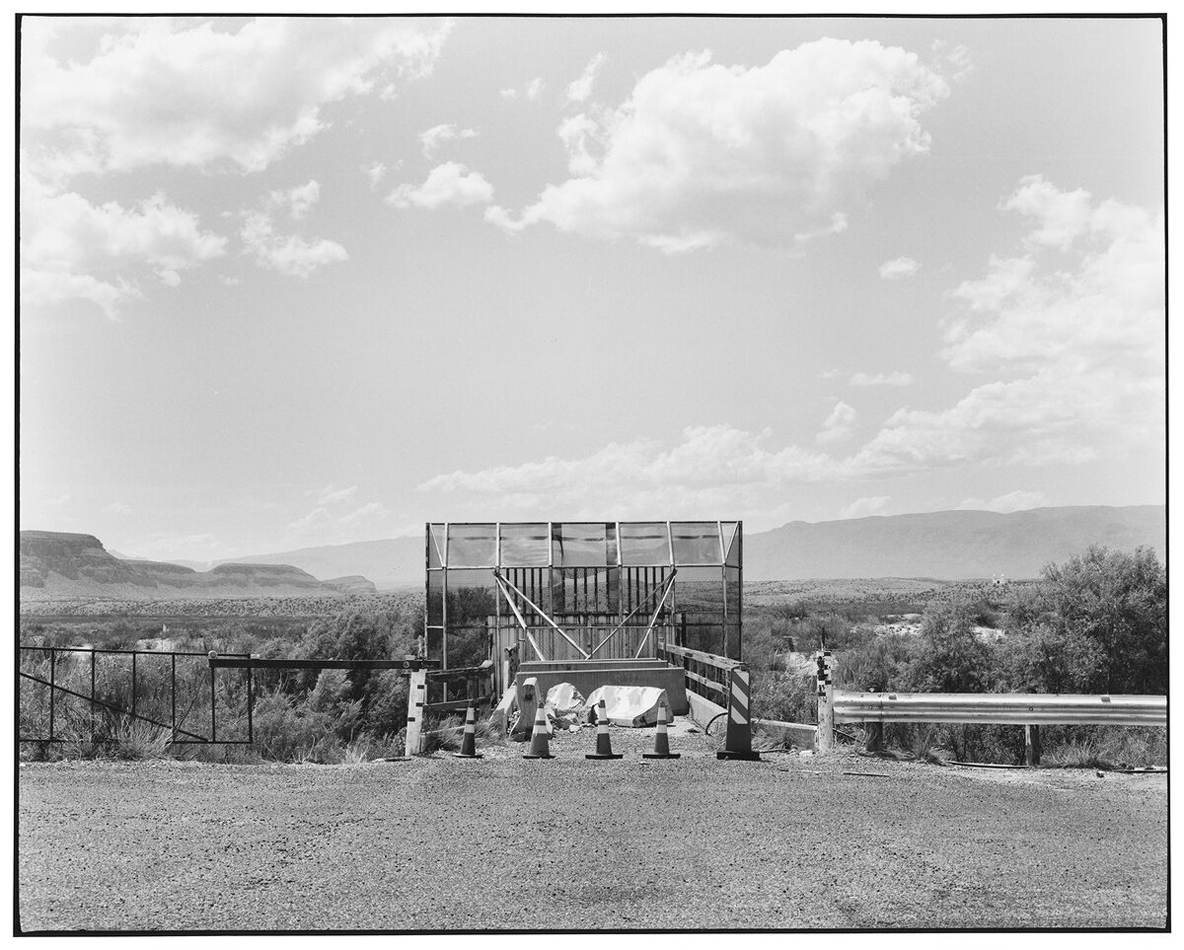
<box><xmin>833</xmin><ymin>690</ymin><xmax>1166</xmax><ymax>727</ymax></box>
<box><xmin>660</xmin><ymin>643</ymin><xmax>744</xmax><ymax>670</ymax></box>
<box><xmin>21</xmin><ymin>646</ymin><xmax>252</xmax><ymax>658</ymax></box>
<box><xmin>208</xmin><ymin>657</ymin><xmax>441</xmax><ymax>671</ymax></box>
<box><xmin>659</xmin><ymin>643</ymin><xmax>744</xmax><ymax>706</ymax></box>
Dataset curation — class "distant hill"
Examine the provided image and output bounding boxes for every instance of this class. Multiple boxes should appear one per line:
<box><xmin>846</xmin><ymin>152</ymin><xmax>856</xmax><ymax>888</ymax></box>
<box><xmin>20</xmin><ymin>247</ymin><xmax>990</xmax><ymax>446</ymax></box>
<box><xmin>19</xmin><ymin>531</ymin><xmax>377</xmax><ymax>601</ymax></box>
<box><xmin>743</xmin><ymin>505</ymin><xmax>1165</xmax><ymax>581</ymax></box>
<box><xmin>209</xmin><ymin>537</ymin><xmax>426</xmax><ymax>589</ymax></box>
<box><xmin>194</xmin><ymin>505</ymin><xmax>1164</xmax><ymax>587</ymax></box>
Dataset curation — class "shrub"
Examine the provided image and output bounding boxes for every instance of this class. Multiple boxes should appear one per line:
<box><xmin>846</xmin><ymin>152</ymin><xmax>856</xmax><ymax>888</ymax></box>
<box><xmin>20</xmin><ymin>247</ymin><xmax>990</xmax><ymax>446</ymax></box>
<box><xmin>252</xmin><ymin>670</ymin><xmax>363</xmax><ymax>762</ymax></box>
<box><xmin>1004</xmin><ymin>546</ymin><xmax>1166</xmax><ymax>694</ymax></box>
<box><xmin>751</xmin><ymin>653</ymin><xmax>817</xmax><ymax>724</ymax></box>
<box><xmin>107</xmin><ymin>718</ymin><xmax>172</xmax><ymax>761</ymax></box>
<box><xmin>836</xmin><ymin>633</ymin><xmax>917</xmax><ymax>692</ymax></box>
<box><xmin>362</xmin><ymin>669</ymin><xmax>410</xmax><ymax>737</ymax></box>
<box><xmin>909</xmin><ymin>595</ymin><xmax>996</xmax><ymax>693</ymax></box>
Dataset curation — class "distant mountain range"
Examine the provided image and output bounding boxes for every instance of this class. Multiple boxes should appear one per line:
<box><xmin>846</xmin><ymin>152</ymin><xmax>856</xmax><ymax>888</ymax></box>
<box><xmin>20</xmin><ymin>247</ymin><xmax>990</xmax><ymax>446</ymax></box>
<box><xmin>19</xmin><ymin>530</ymin><xmax>375</xmax><ymax>601</ymax></box>
<box><xmin>742</xmin><ymin>505</ymin><xmax>1165</xmax><ymax>581</ymax></box>
<box><xmin>21</xmin><ymin>505</ymin><xmax>1164</xmax><ymax>601</ymax></box>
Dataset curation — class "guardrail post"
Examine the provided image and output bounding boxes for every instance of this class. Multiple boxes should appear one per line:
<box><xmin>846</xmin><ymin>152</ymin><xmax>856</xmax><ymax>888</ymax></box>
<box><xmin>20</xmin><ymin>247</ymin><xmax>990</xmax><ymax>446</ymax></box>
<box><xmin>865</xmin><ymin>721</ymin><xmax>883</xmax><ymax>753</ymax></box>
<box><xmin>815</xmin><ymin>650</ymin><xmax>834</xmax><ymax>753</ymax></box>
<box><xmin>1024</xmin><ymin>724</ymin><xmax>1041</xmax><ymax>767</ymax></box>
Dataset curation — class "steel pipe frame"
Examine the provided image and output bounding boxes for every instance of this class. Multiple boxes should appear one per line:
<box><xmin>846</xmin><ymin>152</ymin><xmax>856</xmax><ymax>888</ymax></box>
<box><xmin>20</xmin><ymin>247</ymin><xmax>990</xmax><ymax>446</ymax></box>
<box><xmin>833</xmin><ymin>690</ymin><xmax>1166</xmax><ymax>727</ymax></box>
<box><xmin>19</xmin><ymin>646</ymin><xmax>257</xmax><ymax>745</ymax></box>
<box><xmin>430</xmin><ymin>520</ymin><xmax>742</xmax><ymax>670</ymax></box>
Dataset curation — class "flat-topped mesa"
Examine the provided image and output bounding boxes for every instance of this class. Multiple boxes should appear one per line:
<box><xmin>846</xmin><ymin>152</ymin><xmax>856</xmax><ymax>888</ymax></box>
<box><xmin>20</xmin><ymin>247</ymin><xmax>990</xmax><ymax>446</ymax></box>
<box><xmin>19</xmin><ymin>530</ymin><xmax>375</xmax><ymax>601</ymax></box>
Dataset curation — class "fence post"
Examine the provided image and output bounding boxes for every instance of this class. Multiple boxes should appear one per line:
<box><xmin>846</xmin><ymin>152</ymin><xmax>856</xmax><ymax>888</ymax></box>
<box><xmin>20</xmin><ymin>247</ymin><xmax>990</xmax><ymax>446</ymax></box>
<box><xmin>1024</xmin><ymin>724</ymin><xmax>1041</xmax><ymax>767</ymax></box>
<box><xmin>48</xmin><ymin>648</ymin><xmax>56</xmax><ymax>744</ymax></box>
<box><xmin>90</xmin><ymin>649</ymin><xmax>96</xmax><ymax>741</ymax></box>
<box><xmin>405</xmin><ymin>668</ymin><xmax>427</xmax><ymax>755</ymax></box>
<box><xmin>815</xmin><ymin>650</ymin><xmax>834</xmax><ymax>753</ymax></box>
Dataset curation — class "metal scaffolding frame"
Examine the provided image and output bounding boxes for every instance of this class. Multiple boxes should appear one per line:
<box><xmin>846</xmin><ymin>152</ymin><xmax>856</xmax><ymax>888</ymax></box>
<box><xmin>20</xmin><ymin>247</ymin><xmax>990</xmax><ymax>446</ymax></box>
<box><xmin>425</xmin><ymin>520</ymin><xmax>742</xmax><ymax>671</ymax></box>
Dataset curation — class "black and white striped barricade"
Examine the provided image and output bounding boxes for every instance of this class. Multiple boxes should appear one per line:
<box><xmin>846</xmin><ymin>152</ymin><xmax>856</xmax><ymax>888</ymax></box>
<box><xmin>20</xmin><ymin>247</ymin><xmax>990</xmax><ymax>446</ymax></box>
<box><xmin>716</xmin><ymin>665</ymin><xmax>761</xmax><ymax>761</ymax></box>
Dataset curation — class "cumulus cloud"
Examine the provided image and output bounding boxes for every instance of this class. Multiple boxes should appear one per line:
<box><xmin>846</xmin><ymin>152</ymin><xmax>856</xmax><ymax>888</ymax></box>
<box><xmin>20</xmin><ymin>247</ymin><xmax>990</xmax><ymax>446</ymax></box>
<box><xmin>501</xmin><ymin>77</ymin><xmax>545</xmax><ymax>101</ymax></box>
<box><xmin>270</xmin><ymin>180</ymin><xmax>321</xmax><ymax>220</ymax></box>
<box><xmin>241</xmin><ymin>213</ymin><xmax>347</xmax><ymax>277</ymax></box>
<box><xmin>879</xmin><ymin>256</ymin><xmax>920</xmax><ymax>279</ymax></box>
<box><xmin>312</xmin><ymin>484</ymin><xmax>359</xmax><ymax>505</ymax></box>
<box><xmin>850</xmin><ymin>178</ymin><xmax>1163</xmax><ymax>475</ymax></box>
<box><xmin>129</xmin><ymin>532</ymin><xmax>231</xmax><ymax>560</ymax></box>
<box><xmin>850</xmin><ymin>371</ymin><xmax>914</xmax><ymax>387</ymax></box>
<box><xmin>288</xmin><ymin>500</ymin><xmax>390</xmax><ymax>539</ymax></box>
<box><xmin>486</xmin><ymin>39</ymin><xmax>950</xmax><ymax>252</ymax></box>
<box><xmin>105</xmin><ymin>501</ymin><xmax>133</xmax><ymax>515</ymax></box>
<box><xmin>387</xmin><ymin>162</ymin><xmax>494</xmax><ymax>209</ymax></box>
<box><xmin>932</xmin><ymin>40</ymin><xmax>973</xmax><ymax>84</ymax></box>
<box><xmin>20</xmin><ymin>178</ymin><xmax>226</xmax><ymax>317</ymax></box>
<box><xmin>957</xmin><ymin>490</ymin><xmax>1045</xmax><ymax>514</ymax></box>
<box><xmin>420</xmin><ymin>182</ymin><xmax>1161</xmax><ymax>518</ymax></box>
<box><xmin>816</xmin><ymin>401</ymin><xmax>857</xmax><ymax>445</ymax></box>
<box><xmin>21</xmin><ymin>17</ymin><xmax>448</xmax><ymax>313</ymax></box>
<box><xmin>565</xmin><ymin>52</ymin><xmax>606</xmax><ymax>104</ymax></box>
<box><xmin>418</xmin><ymin>123</ymin><xmax>478</xmax><ymax>158</ymax></box>
<box><xmin>424</xmin><ymin>425</ymin><xmax>836</xmax><ymax>494</ymax></box>
<box><xmin>362</xmin><ymin>162</ymin><xmax>388</xmax><ymax>188</ymax></box>
<box><xmin>21</xmin><ymin>17</ymin><xmax>453</xmax><ymax>174</ymax></box>
<box><xmin>240</xmin><ymin>181</ymin><xmax>347</xmax><ymax>277</ymax></box>
<box><xmin>838</xmin><ymin>496</ymin><xmax>890</xmax><ymax>520</ymax></box>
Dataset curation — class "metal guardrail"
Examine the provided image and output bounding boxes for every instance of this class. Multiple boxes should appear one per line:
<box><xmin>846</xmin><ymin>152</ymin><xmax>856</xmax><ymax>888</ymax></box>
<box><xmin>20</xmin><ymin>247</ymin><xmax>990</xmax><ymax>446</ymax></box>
<box><xmin>833</xmin><ymin>690</ymin><xmax>1166</xmax><ymax>727</ymax></box>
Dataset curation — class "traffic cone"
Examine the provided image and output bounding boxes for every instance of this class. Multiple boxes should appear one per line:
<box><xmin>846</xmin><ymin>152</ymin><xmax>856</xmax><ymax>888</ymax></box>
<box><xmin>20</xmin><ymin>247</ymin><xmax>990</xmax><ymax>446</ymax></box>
<box><xmin>522</xmin><ymin>704</ymin><xmax>553</xmax><ymax>759</ymax></box>
<box><xmin>642</xmin><ymin>701</ymin><xmax>680</xmax><ymax>759</ymax></box>
<box><xmin>586</xmin><ymin>700</ymin><xmax>623</xmax><ymax>759</ymax></box>
<box><xmin>453</xmin><ymin>703</ymin><xmax>483</xmax><ymax>759</ymax></box>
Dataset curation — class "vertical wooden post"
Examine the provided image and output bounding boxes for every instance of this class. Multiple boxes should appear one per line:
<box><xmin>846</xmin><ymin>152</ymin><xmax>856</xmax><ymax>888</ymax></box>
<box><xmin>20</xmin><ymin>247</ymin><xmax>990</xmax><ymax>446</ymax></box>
<box><xmin>815</xmin><ymin>650</ymin><xmax>834</xmax><ymax>753</ymax></box>
<box><xmin>405</xmin><ymin>668</ymin><xmax>427</xmax><ymax>756</ymax></box>
<box><xmin>865</xmin><ymin>721</ymin><xmax>883</xmax><ymax>753</ymax></box>
<box><xmin>1024</xmin><ymin>724</ymin><xmax>1042</xmax><ymax>767</ymax></box>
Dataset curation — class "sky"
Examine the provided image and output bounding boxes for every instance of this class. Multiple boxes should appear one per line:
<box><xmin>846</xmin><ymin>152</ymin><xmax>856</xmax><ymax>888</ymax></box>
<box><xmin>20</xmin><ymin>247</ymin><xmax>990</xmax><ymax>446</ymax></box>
<box><xmin>16</xmin><ymin>12</ymin><xmax>1167</xmax><ymax>563</ymax></box>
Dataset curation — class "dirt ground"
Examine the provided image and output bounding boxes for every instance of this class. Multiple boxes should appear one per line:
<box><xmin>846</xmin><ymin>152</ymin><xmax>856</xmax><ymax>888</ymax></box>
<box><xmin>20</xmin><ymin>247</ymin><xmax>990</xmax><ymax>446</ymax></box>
<box><xmin>17</xmin><ymin>722</ymin><xmax>1169</xmax><ymax>932</ymax></box>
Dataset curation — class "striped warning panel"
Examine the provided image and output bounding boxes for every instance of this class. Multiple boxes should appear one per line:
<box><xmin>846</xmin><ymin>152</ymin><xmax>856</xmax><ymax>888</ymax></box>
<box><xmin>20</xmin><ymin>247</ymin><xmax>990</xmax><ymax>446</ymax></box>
<box><xmin>717</xmin><ymin>666</ymin><xmax>760</xmax><ymax>760</ymax></box>
<box><xmin>730</xmin><ymin>670</ymin><xmax>750</xmax><ymax>726</ymax></box>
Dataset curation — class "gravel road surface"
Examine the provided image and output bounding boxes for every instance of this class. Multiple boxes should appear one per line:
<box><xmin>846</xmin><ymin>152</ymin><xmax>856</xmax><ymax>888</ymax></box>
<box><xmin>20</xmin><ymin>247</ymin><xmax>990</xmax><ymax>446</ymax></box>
<box><xmin>18</xmin><ymin>723</ymin><xmax>1168</xmax><ymax>931</ymax></box>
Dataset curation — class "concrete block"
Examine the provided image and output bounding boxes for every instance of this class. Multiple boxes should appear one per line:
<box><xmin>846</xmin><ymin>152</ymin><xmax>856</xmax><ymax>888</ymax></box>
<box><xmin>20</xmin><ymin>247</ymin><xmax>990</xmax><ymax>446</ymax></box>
<box><xmin>514</xmin><ymin>661</ymin><xmax>689</xmax><ymax>716</ymax></box>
